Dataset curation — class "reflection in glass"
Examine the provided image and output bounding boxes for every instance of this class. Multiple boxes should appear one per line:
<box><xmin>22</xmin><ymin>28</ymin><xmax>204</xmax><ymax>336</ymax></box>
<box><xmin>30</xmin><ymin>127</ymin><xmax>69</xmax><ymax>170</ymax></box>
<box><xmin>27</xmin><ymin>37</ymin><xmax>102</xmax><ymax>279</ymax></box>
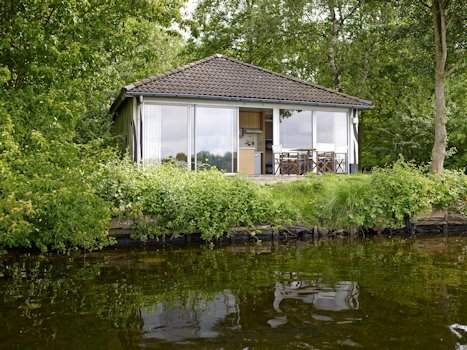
<box><xmin>279</xmin><ymin>110</ymin><xmax>313</xmax><ymax>149</ymax></box>
<box><xmin>316</xmin><ymin>113</ymin><xmax>334</xmax><ymax>144</ymax></box>
<box><xmin>315</xmin><ymin>111</ymin><xmax>348</xmax><ymax>151</ymax></box>
<box><xmin>142</xmin><ymin>104</ymin><xmax>189</xmax><ymax>165</ymax></box>
<box><xmin>161</xmin><ymin>105</ymin><xmax>189</xmax><ymax>165</ymax></box>
<box><xmin>142</xmin><ymin>104</ymin><xmax>160</xmax><ymax>163</ymax></box>
<box><xmin>195</xmin><ymin>106</ymin><xmax>236</xmax><ymax>172</ymax></box>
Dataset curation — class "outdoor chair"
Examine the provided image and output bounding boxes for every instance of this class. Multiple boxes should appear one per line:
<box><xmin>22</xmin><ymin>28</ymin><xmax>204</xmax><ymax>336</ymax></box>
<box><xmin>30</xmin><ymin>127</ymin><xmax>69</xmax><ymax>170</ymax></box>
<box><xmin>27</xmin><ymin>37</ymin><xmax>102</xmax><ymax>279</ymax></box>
<box><xmin>335</xmin><ymin>153</ymin><xmax>347</xmax><ymax>173</ymax></box>
<box><xmin>278</xmin><ymin>152</ymin><xmax>300</xmax><ymax>175</ymax></box>
<box><xmin>316</xmin><ymin>152</ymin><xmax>336</xmax><ymax>173</ymax></box>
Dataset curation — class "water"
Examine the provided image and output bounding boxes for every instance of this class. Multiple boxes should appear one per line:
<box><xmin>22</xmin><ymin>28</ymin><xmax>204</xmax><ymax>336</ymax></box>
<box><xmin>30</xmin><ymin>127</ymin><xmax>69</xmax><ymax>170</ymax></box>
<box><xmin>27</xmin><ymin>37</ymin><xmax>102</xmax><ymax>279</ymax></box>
<box><xmin>1</xmin><ymin>236</ymin><xmax>467</xmax><ymax>349</ymax></box>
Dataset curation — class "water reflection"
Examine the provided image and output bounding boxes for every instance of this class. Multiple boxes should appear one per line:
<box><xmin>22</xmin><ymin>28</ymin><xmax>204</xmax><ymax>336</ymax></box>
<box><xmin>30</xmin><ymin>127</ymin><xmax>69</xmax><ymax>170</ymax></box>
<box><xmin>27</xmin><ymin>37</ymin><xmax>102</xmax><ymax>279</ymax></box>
<box><xmin>273</xmin><ymin>279</ymin><xmax>359</xmax><ymax>312</ymax></box>
<box><xmin>450</xmin><ymin>324</ymin><xmax>467</xmax><ymax>350</ymax></box>
<box><xmin>139</xmin><ymin>277</ymin><xmax>360</xmax><ymax>340</ymax></box>
<box><xmin>1</xmin><ymin>237</ymin><xmax>467</xmax><ymax>349</ymax></box>
<box><xmin>142</xmin><ymin>291</ymin><xmax>238</xmax><ymax>342</ymax></box>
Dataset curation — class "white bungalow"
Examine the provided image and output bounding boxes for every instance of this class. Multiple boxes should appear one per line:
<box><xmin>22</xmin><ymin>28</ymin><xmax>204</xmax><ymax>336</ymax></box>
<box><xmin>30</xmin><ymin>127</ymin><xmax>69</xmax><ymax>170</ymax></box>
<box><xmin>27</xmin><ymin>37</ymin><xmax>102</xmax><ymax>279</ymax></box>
<box><xmin>111</xmin><ymin>54</ymin><xmax>372</xmax><ymax>175</ymax></box>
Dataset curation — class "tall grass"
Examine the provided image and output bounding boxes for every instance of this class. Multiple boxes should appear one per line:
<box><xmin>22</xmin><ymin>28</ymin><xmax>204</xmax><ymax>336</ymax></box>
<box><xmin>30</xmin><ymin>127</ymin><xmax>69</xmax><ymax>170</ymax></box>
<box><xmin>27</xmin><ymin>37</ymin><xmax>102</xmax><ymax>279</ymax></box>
<box><xmin>270</xmin><ymin>161</ymin><xmax>466</xmax><ymax>231</ymax></box>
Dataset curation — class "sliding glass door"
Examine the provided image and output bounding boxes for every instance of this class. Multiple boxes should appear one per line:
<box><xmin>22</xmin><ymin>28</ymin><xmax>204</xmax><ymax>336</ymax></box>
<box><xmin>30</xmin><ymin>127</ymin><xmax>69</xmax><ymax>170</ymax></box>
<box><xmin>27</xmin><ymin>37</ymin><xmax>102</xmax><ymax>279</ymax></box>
<box><xmin>315</xmin><ymin>111</ymin><xmax>348</xmax><ymax>152</ymax></box>
<box><xmin>142</xmin><ymin>103</ymin><xmax>238</xmax><ymax>173</ymax></box>
<box><xmin>279</xmin><ymin>109</ymin><xmax>348</xmax><ymax>152</ymax></box>
<box><xmin>279</xmin><ymin>110</ymin><xmax>313</xmax><ymax>149</ymax></box>
<box><xmin>142</xmin><ymin>104</ymin><xmax>190</xmax><ymax>165</ymax></box>
<box><xmin>194</xmin><ymin>106</ymin><xmax>237</xmax><ymax>173</ymax></box>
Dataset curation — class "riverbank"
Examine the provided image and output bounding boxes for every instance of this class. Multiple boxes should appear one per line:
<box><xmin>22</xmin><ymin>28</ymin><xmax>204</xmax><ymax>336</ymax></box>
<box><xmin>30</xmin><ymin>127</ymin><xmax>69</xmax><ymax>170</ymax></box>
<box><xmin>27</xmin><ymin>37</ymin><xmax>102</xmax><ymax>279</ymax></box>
<box><xmin>109</xmin><ymin>212</ymin><xmax>467</xmax><ymax>248</ymax></box>
<box><xmin>106</xmin><ymin>161</ymin><xmax>466</xmax><ymax>248</ymax></box>
<box><xmin>1</xmin><ymin>161</ymin><xmax>465</xmax><ymax>252</ymax></box>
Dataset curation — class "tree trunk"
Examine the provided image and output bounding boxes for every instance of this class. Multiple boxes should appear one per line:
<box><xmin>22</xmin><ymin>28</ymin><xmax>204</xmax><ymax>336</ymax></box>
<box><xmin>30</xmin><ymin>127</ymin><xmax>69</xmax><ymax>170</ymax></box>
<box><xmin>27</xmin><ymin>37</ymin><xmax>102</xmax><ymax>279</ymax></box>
<box><xmin>327</xmin><ymin>0</ymin><xmax>341</xmax><ymax>91</ymax></box>
<box><xmin>431</xmin><ymin>0</ymin><xmax>448</xmax><ymax>173</ymax></box>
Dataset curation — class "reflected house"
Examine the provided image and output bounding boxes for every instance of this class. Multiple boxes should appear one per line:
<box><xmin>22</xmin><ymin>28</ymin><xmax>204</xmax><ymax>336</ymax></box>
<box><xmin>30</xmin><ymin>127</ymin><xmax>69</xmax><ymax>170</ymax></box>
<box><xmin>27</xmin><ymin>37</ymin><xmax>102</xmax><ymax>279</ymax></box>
<box><xmin>273</xmin><ymin>280</ymin><xmax>359</xmax><ymax>312</ymax></box>
<box><xmin>141</xmin><ymin>291</ymin><xmax>238</xmax><ymax>342</ymax></box>
<box><xmin>111</xmin><ymin>55</ymin><xmax>372</xmax><ymax>175</ymax></box>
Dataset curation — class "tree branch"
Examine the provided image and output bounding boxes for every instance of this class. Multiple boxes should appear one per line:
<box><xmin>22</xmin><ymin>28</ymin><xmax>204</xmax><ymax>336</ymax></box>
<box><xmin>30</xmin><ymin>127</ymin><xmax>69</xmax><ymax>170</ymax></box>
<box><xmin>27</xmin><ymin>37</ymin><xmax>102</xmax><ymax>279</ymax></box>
<box><xmin>420</xmin><ymin>1</ymin><xmax>431</xmax><ymax>11</ymax></box>
<box><xmin>44</xmin><ymin>5</ymin><xmax>57</xmax><ymax>27</ymax></box>
<box><xmin>341</xmin><ymin>0</ymin><xmax>362</xmax><ymax>24</ymax></box>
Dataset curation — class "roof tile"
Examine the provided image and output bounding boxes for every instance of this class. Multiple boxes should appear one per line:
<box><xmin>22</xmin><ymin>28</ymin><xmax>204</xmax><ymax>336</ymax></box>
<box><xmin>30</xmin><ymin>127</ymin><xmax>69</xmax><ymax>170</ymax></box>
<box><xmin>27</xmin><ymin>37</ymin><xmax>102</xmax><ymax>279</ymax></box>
<box><xmin>124</xmin><ymin>55</ymin><xmax>372</xmax><ymax>108</ymax></box>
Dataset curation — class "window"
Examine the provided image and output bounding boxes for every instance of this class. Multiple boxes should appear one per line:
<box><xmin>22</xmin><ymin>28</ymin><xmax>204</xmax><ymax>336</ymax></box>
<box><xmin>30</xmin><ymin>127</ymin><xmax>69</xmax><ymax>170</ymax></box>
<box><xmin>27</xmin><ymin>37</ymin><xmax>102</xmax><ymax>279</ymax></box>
<box><xmin>316</xmin><ymin>114</ymin><xmax>334</xmax><ymax>144</ymax></box>
<box><xmin>279</xmin><ymin>110</ymin><xmax>313</xmax><ymax>149</ymax></box>
<box><xmin>142</xmin><ymin>104</ymin><xmax>238</xmax><ymax>172</ymax></box>
<box><xmin>195</xmin><ymin>106</ymin><xmax>237</xmax><ymax>172</ymax></box>
<box><xmin>160</xmin><ymin>105</ymin><xmax>189</xmax><ymax>164</ymax></box>
<box><xmin>142</xmin><ymin>104</ymin><xmax>190</xmax><ymax>165</ymax></box>
<box><xmin>315</xmin><ymin>111</ymin><xmax>348</xmax><ymax>151</ymax></box>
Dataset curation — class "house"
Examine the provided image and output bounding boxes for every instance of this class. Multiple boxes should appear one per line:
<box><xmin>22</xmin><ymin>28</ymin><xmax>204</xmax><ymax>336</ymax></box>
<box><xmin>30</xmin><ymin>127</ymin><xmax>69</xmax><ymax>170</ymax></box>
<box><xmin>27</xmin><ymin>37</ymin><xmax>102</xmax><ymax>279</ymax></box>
<box><xmin>110</xmin><ymin>54</ymin><xmax>372</xmax><ymax>175</ymax></box>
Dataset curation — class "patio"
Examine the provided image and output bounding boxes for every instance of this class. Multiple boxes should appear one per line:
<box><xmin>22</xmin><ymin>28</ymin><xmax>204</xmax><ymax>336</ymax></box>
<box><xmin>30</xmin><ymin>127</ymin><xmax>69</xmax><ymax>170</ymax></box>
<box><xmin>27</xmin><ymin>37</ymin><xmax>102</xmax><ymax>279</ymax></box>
<box><xmin>274</xmin><ymin>149</ymin><xmax>348</xmax><ymax>175</ymax></box>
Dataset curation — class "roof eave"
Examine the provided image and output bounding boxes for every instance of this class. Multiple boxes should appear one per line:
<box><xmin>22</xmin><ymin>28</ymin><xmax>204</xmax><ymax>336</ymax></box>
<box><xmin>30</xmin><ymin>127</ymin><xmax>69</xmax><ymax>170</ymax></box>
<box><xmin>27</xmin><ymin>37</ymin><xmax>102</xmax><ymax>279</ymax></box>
<box><xmin>109</xmin><ymin>88</ymin><xmax>130</xmax><ymax>115</ymax></box>
<box><xmin>125</xmin><ymin>91</ymin><xmax>374</xmax><ymax>110</ymax></box>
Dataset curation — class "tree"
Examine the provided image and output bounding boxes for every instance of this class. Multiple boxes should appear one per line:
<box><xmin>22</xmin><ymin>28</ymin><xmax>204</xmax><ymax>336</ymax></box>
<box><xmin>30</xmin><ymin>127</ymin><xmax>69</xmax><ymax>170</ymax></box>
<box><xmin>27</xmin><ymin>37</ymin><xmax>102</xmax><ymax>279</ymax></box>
<box><xmin>0</xmin><ymin>0</ymin><xmax>185</xmax><ymax>144</ymax></box>
<box><xmin>186</xmin><ymin>0</ymin><xmax>466</xmax><ymax>170</ymax></box>
<box><xmin>430</xmin><ymin>0</ymin><xmax>448</xmax><ymax>173</ymax></box>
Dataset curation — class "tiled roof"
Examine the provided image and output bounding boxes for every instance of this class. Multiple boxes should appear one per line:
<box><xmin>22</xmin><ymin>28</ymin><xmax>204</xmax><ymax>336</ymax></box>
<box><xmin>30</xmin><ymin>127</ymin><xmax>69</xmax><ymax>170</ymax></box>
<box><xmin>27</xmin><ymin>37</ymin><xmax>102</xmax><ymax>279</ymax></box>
<box><xmin>121</xmin><ymin>54</ymin><xmax>372</xmax><ymax>109</ymax></box>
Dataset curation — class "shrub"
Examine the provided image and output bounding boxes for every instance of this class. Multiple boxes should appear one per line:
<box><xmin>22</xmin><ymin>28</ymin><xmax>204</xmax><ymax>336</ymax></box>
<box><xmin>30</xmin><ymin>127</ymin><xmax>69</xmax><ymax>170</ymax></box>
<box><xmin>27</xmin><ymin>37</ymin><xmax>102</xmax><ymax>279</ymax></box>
<box><xmin>429</xmin><ymin>170</ymin><xmax>467</xmax><ymax>214</ymax></box>
<box><xmin>99</xmin><ymin>163</ymin><xmax>296</xmax><ymax>241</ymax></box>
<box><xmin>368</xmin><ymin>161</ymin><xmax>433</xmax><ymax>227</ymax></box>
<box><xmin>271</xmin><ymin>160</ymin><xmax>466</xmax><ymax>231</ymax></box>
<box><xmin>0</xmin><ymin>123</ymin><xmax>114</xmax><ymax>252</ymax></box>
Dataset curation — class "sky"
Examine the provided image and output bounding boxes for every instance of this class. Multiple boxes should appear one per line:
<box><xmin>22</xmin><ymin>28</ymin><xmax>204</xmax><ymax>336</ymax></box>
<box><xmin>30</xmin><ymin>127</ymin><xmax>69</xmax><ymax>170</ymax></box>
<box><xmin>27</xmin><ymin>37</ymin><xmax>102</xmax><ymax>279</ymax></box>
<box><xmin>183</xmin><ymin>0</ymin><xmax>199</xmax><ymax>19</ymax></box>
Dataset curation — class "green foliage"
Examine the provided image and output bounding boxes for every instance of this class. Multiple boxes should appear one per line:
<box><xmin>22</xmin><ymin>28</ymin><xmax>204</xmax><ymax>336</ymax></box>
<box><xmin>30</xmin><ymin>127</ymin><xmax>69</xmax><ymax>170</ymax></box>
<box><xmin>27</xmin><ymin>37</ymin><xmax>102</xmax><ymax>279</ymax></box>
<box><xmin>271</xmin><ymin>161</ymin><xmax>466</xmax><ymax>231</ymax></box>
<box><xmin>429</xmin><ymin>170</ymin><xmax>467</xmax><ymax>214</ymax></box>
<box><xmin>0</xmin><ymin>0</ymin><xmax>465</xmax><ymax>251</ymax></box>
<box><xmin>0</xmin><ymin>119</ymin><xmax>114</xmax><ymax>252</ymax></box>
<box><xmin>185</xmin><ymin>0</ymin><xmax>466</xmax><ymax>169</ymax></box>
<box><xmin>0</xmin><ymin>0</ymin><xmax>186</xmax><ymax>251</ymax></box>
<box><xmin>99</xmin><ymin>163</ymin><xmax>296</xmax><ymax>240</ymax></box>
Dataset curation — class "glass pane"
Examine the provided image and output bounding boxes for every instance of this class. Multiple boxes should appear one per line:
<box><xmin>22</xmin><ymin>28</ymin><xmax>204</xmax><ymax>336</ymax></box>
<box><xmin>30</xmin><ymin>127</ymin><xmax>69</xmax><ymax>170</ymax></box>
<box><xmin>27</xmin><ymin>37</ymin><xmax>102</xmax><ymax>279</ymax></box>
<box><xmin>142</xmin><ymin>104</ymin><xmax>160</xmax><ymax>163</ymax></box>
<box><xmin>160</xmin><ymin>105</ymin><xmax>189</xmax><ymax>165</ymax></box>
<box><xmin>279</xmin><ymin>110</ymin><xmax>313</xmax><ymax>149</ymax></box>
<box><xmin>316</xmin><ymin>112</ymin><xmax>334</xmax><ymax>144</ymax></box>
<box><xmin>315</xmin><ymin>111</ymin><xmax>348</xmax><ymax>151</ymax></box>
<box><xmin>195</xmin><ymin>107</ymin><xmax>235</xmax><ymax>172</ymax></box>
<box><xmin>334</xmin><ymin>113</ymin><xmax>348</xmax><ymax>149</ymax></box>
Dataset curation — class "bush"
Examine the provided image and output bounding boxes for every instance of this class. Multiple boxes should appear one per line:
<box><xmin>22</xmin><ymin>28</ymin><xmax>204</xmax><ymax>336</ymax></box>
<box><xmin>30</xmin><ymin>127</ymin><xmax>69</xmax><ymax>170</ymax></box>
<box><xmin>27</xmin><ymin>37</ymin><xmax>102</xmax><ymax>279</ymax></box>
<box><xmin>0</xmin><ymin>121</ymin><xmax>114</xmax><ymax>252</ymax></box>
<box><xmin>271</xmin><ymin>160</ymin><xmax>466</xmax><ymax>231</ymax></box>
<box><xmin>99</xmin><ymin>162</ymin><xmax>296</xmax><ymax>240</ymax></box>
<box><xmin>1</xmin><ymin>124</ymin><xmax>465</xmax><ymax>252</ymax></box>
<box><xmin>429</xmin><ymin>170</ymin><xmax>467</xmax><ymax>214</ymax></box>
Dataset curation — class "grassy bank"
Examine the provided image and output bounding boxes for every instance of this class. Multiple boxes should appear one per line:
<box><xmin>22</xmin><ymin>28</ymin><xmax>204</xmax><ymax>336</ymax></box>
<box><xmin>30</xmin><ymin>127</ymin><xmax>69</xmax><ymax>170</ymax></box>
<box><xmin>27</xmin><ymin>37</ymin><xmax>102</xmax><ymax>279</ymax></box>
<box><xmin>270</xmin><ymin>162</ymin><xmax>466</xmax><ymax>231</ymax></box>
<box><xmin>1</xmin><ymin>153</ymin><xmax>466</xmax><ymax>252</ymax></box>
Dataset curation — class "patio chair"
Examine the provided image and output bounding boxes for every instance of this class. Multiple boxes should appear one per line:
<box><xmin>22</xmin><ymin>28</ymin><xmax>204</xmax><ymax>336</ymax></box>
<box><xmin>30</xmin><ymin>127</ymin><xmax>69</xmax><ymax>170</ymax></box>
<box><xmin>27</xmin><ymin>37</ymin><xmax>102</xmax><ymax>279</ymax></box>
<box><xmin>279</xmin><ymin>152</ymin><xmax>300</xmax><ymax>175</ymax></box>
<box><xmin>316</xmin><ymin>152</ymin><xmax>336</xmax><ymax>173</ymax></box>
<box><xmin>335</xmin><ymin>153</ymin><xmax>347</xmax><ymax>173</ymax></box>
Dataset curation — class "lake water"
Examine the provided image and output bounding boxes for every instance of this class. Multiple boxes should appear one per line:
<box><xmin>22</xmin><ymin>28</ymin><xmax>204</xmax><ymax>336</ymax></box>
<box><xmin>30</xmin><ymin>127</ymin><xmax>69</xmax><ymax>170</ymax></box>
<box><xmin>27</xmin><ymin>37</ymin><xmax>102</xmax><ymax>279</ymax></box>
<box><xmin>1</xmin><ymin>236</ymin><xmax>467</xmax><ymax>349</ymax></box>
